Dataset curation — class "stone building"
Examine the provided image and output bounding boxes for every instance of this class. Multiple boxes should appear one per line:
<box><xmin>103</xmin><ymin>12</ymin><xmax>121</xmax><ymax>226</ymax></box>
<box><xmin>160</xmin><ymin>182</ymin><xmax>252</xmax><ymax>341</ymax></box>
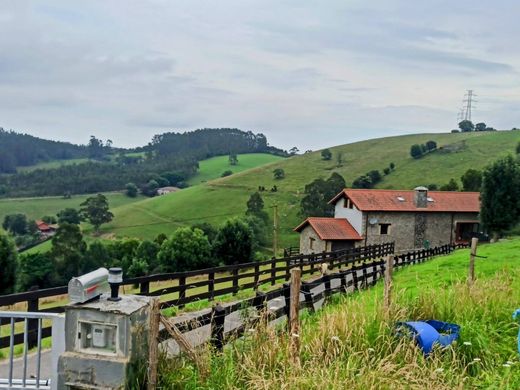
<box><xmin>295</xmin><ymin>187</ymin><xmax>480</xmax><ymax>254</ymax></box>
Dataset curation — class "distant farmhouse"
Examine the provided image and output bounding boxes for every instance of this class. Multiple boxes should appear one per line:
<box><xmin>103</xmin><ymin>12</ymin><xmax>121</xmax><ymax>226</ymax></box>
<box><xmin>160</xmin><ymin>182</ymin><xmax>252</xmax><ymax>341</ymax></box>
<box><xmin>295</xmin><ymin>187</ymin><xmax>480</xmax><ymax>253</ymax></box>
<box><xmin>35</xmin><ymin>220</ymin><xmax>57</xmax><ymax>238</ymax></box>
<box><xmin>157</xmin><ymin>186</ymin><xmax>180</xmax><ymax>195</ymax></box>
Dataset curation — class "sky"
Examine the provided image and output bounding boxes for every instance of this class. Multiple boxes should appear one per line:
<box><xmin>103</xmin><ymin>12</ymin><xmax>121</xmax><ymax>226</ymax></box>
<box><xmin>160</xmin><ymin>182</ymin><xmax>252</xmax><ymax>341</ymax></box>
<box><xmin>0</xmin><ymin>0</ymin><xmax>519</xmax><ymax>151</ymax></box>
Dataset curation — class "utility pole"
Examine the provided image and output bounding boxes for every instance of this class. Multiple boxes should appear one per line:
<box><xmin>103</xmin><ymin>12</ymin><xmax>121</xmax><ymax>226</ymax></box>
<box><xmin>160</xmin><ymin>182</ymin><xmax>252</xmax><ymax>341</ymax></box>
<box><xmin>273</xmin><ymin>203</ymin><xmax>278</xmax><ymax>257</ymax></box>
<box><xmin>462</xmin><ymin>90</ymin><xmax>477</xmax><ymax>122</ymax></box>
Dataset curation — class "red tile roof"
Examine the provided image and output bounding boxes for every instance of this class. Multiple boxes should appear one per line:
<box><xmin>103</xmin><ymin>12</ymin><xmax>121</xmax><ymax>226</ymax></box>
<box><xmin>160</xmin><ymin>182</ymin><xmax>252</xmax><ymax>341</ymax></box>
<box><xmin>35</xmin><ymin>220</ymin><xmax>51</xmax><ymax>231</ymax></box>
<box><xmin>294</xmin><ymin>217</ymin><xmax>363</xmax><ymax>240</ymax></box>
<box><xmin>329</xmin><ymin>189</ymin><xmax>480</xmax><ymax>213</ymax></box>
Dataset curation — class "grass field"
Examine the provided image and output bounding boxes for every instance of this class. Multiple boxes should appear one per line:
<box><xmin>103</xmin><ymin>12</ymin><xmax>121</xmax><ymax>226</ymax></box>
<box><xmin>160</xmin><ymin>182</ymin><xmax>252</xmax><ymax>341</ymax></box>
<box><xmin>159</xmin><ymin>238</ymin><xmax>520</xmax><ymax>389</ymax></box>
<box><xmin>103</xmin><ymin>130</ymin><xmax>520</xmax><ymax>249</ymax></box>
<box><xmin>187</xmin><ymin>153</ymin><xmax>284</xmax><ymax>186</ymax></box>
<box><xmin>0</xmin><ymin>192</ymin><xmax>144</xmax><ymax>234</ymax></box>
<box><xmin>16</xmin><ymin>157</ymin><xmax>91</xmax><ymax>172</ymax></box>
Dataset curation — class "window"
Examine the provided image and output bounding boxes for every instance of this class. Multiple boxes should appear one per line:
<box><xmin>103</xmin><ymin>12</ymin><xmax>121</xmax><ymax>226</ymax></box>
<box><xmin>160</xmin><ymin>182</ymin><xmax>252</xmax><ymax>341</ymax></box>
<box><xmin>379</xmin><ymin>223</ymin><xmax>391</xmax><ymax>235</ymax></box>
<box><xmin>343</xmin><ymin>198</ymin><xmax>354</xmax><ymax>209</ymax></box>
<box><xmin>309</xmin><ymin>237</ymin><xmax>315</xmax><ymax>250</ymax></box>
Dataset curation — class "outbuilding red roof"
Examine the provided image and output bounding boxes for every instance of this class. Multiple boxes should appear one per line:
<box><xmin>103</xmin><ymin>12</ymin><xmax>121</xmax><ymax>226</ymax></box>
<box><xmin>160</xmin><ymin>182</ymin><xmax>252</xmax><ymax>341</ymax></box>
<box><xmin>35</xmin><ymin>220</ymin><xmax>51</xmax><ymax>231</ymax></box>
<box><xmin>329</xmin><ymin>189</ymin><xmax>480</xmax><ymax>213</ymax></box>
<box><xmin>294</xmin><ymin>217</ymin><xmax>363</xmax><ymax>240</ymax></box>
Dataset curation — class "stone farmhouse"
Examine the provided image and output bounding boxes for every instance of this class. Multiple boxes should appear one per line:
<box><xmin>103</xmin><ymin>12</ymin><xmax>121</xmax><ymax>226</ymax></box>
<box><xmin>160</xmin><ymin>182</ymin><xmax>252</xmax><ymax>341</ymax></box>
<box><xmin>295</xmin><ymin>187</ymin><xmax>480</xmax><ymax>254</ymax></box>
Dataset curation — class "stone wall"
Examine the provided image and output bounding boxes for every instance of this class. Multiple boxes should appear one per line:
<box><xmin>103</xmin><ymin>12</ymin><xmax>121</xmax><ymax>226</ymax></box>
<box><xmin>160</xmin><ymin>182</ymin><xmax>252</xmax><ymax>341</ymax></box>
<box><xmin>299</xmin><ymin>225</ymin><xmax>327</xmax><ymax>254</ymax></box>
<box><xmin>358</xmin><ymin>211</ymin><xmax>479</xmax><ymax>252</ymax></box>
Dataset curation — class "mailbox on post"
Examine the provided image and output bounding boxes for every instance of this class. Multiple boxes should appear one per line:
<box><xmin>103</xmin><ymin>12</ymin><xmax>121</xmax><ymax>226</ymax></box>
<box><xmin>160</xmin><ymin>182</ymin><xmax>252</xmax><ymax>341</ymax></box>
<box><xmin>57</xmin><ymin>269</ymin><xmax>153</xmax><ymax>389</ymax></box>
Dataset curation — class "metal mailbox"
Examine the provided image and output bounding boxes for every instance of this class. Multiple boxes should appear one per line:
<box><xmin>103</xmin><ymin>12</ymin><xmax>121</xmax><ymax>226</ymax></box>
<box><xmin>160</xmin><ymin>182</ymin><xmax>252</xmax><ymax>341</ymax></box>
<box><xmin>68</xmin><ymin>267</ymin><xmax>109</xmax><ymax>304</ymax></box>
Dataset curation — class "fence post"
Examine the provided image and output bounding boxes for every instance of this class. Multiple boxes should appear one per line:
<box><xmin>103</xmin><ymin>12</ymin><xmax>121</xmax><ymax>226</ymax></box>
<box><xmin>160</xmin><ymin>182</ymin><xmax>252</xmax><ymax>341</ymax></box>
<box><xmin>271</xmin><ymin>258</ymin><xmax>276</xmax><ymax>285</ymax></box>
<box><xmin>289</xmin><ymin>269</ymin><xmax>301</xmax><ymax>366</ymax></box>
<box><xmin>232</xmin><ymin>267</ymin><xmax>239</xmax><ymax>296</ymax></box>
<box><xmin>254</xmin><ymin>263</ymin><xmax>260</xmax><ymax>289</ymax></box>
<box><xmin>352</xmin><ymin>268</ymin><xmax>359</xmax><ymax>291</ymax></box>
<box><xmin>253</xmin><ymin>291</ymin><xmax>267</xmax><ymax>314</ymax></box>
<box><xmin>178</xmin><ymin>276</ymin><xmax>186</xmax><ymax>309</ymax></box>
<box><xmin>301</xmin><ymin>282</ymin><xmax>315</xmax><ymax>312</ymax></box>
<box><xmin>27</xmin><ymin>292</ymin><xmax>39</xmax><ymax>349</ymax></box>
<box><xmin>362</xmin><ymin>265</ymin><xmax>368</xmax><ymax>289</ymax></box>
<box><xmin>140</xmin><ymin>281</ymin><xmax>150</xmax><ymax>295</ymax></box>
<box><xmin>283</xmin><ymin>282</ymin><xmax>291</xmax><ymax>322</ymax></box>
<box><xmin>340</xmin><ymin>270</ymin><xmax>347</xmax><ymax>291</ymax></box>
<box><xmin>323</xmin><ymin>273</ymin><xmax>331</xmax><ymax>297</ymax></box>
<box><xmin>468</xmin><ymin>237</ymin><xmax>479</xmax><ymax>285</ymax></box>
<box><xmin>384</xmin><ymin>256</ymin><xmax>393</xmax><ymax>312</ymax></box>
<box><xmin>285</xmin><ymin>258</ymin><xmax>291</xmax><ymax>281</ymax></box>
<box><xmin>147</xmin><ymin>298</ymin><xmax>161</xmax><ymax>390</ymax></box>
<box><xmin>211</xmin><ymin>304</ymin><xmax>226</xmax><ymax>351</ymax></box>
<box><xmin>208</xmin><ymin>272</ymin><xmax>215</xmax><ymax>301</ymax></box>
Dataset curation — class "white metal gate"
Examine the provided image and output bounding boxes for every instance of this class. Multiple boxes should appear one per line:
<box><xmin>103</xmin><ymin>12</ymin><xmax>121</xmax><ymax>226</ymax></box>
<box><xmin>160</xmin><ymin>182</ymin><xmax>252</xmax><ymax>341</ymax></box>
<box><xmin>0</xmin><ymin>312</ymin><xmax>65</xmax><ymax>390</ymax></box>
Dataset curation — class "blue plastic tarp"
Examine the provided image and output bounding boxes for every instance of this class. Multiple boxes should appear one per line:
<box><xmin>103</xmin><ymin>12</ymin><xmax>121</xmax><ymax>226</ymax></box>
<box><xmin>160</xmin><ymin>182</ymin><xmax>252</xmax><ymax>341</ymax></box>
<box><xmin>397</xmin><ymin>320</ymin><xmax>460</xmax><ymax>355</ymax></box>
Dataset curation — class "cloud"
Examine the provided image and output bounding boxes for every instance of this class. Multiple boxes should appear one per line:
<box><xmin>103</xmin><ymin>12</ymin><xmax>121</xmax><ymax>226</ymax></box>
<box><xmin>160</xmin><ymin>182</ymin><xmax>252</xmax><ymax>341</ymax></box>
<box><xmin>0</xmin><ymin>0</ymin><xmax>518</xmax><ymax>150</ymax></box>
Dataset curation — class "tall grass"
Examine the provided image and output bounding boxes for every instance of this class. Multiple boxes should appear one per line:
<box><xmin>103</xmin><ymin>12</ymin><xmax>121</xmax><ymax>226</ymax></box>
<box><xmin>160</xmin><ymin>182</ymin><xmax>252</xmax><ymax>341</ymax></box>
<box><xmin>157</xmin><ymin>270</ymin><xmax>520</xmax><ymax>389</ymax></box>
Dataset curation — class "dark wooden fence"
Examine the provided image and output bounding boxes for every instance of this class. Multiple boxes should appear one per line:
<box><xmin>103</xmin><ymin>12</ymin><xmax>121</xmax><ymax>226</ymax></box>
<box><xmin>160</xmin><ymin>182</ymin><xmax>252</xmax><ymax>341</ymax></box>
<box><xmin>161</xmin><ymin>243</ymin><xmax>468</xmax><ymax>351</ymax></box>
<box><xmin>0</xmin><ymin>242</ymin><xmax>394</xmax><ymax>349</ymax></box>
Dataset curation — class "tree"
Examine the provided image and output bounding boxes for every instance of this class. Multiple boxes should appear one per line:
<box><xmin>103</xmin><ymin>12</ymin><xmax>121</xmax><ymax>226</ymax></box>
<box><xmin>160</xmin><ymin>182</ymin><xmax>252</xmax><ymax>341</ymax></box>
<box><xmin>481</xmin><ymin>155</ymin><xmax>520</xmax><ymax>236</ymax></box>
<box><xmin>87</xmin><ymin>135</ymin><xmax>105</xmax><ymax>159</ymax></box>
<box><xmin>428</xmin><ymin>184</ymin><xmax>438</xmax><ymax>190</ymax></box>
<box><xmin>229</xmin><ymin>153</ymin><xmax>238</xmax><ymax>166</ymax></box>
<box><xmin>135</xmin><ymin>240</ymin><xmax>161</xmax><ymax>273</ymax></box>
<box><xmin>242</xmin><ymin>215</ymin><xmax>268</xmax><ymax>251</ymax></box>
<box><xmin>352</xmin><ymin>175</ymin><xmax>373</xmax><ymax>189</ymax></box>
<box><xmin>17</xmin><ymin>253</ymin><xmax>55</xmax><ymax>291</ymax></box>
<box><xmin>389</xmin><ymin>162</ymin><xmax>395</xmax><ymax>170</ymax></box>
<box><xmin>425</xmin><ymin>140</ymin><xmax>437</xmax><ymax>151</ymax></box>
<box><xmin>439</xmin><ymin>178</ymin><xmax>459</xmax><ymax>191</ymax></box>
<box><xmin>0</xmin><ymin>234</ymin><xmax>17</xmax><ymax>294</ymax></box>
<box><xmin>57</xmin><ymin>208</ymin><xmax>82</xmax><ymax>224</ymax></box>
<box><xmin>458</xmin><ymin>120</ymin><xmax>474</xmax><ymax>132</ymax></box>
<box><xmin>300</xmin><ymin>173</ymin><xmax>346</xmax><ymax>217</ymax></box>
<box><xmin>51</xmin><ymin>223</ymin><xmax>87</xmax><ymax>283</ymax></box>
<box><xmin>289</xmin><ymin>147</ymin><xmax>299</xmax><ymax>155</ymax></box>
<box><xmin>158</xmin><ymin>227</ymin><xmax>212</xmax><ymax>271</ymax></box>
<box><xmin>516</xmin><ymin>141</ymin><xmax>520</xmax><ymax>155</ymax></box>
<box><xmin>367</xmin><ymin>170</ymin><xmax>382</xmax><ymax>184</ymax></box>
<box><xmin>221</xmin><ymin>170</ymin><xmax>233</xmax><ymax>177</ymax></box>
<box><xmin>336</xmin><ymin>152</ymin><xmax>344</xmax><ymax>167</ymax></box>
<box><xmin>383</xmin><ymin>167</ymin><xmax>390</xmax><ymax>175</ymax></box>
<box><xmin>125</xmin><ymin>182</ymin><xmax>138</xmax><ymax>198</ymax></box>
<box><xmin>273</xmin><ymin>168</ymin><xmax>285</xmax><ymax>180</ymax></box>
<box><xmin>461</xmin><ymin>169</ymin><xmax>482</xmax><ymax>192</ymax></box>
<box><xmin>410</xmin><ymin>144</ymin><xmax>423</xmax><ymax>159</ymax></box>
<box><xmin>475</xmin><ymin>122</ymin><xmax>487</xmax><ymax>132</ymax></box>
<box><xmin>83</xmin><ymin>241</ymin><xmax>110</xmax><ymax>273</ymax></box>
<box><xmin>246</xmin><ymin>192</ymin><xmax>268</xmax><ymax>222</ymax></box>
<box><xmin>213</xmin><ymin>219</ymin><xmax>253</xmax><ymax>265</ymax></box>
<box><xmin>2</xmin><ymin>213</ymin><xmax>29</xmax><ymax>235</ymax></box>
<box><xmin>321</xmin><ymin>149</ymin><xmax>332</xmax><ymax>161</ymax></box>
<box><xmin>80</xmin><ymin>194</ymin><xmax>114</xmax><ymax>232</ymax></box>
<box><xmin>142</xmin><ymin>179</ymin><xmax>159</xmax><ymax>197</ymax></box>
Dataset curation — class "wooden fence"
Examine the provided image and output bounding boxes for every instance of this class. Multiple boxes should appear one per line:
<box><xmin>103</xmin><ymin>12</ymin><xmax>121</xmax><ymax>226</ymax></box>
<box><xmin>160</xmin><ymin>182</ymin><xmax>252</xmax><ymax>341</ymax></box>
<box><xmin>0</xmin><ymin>242</ymin><xmax>394</xmax><ymax>349</ymax></box>
<box><xmin>163</xmin><ymin>243</ymin><xmax>468</xmax><ymax>351</ymax></box>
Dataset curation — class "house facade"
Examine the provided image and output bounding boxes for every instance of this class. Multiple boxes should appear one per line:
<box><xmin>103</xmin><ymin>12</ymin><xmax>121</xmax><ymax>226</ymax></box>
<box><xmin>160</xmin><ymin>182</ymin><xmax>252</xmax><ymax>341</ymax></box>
<box><xmin>295</xmin><ymin>187</ymin><xmax>480</xmax><ymax>254</ymax></box>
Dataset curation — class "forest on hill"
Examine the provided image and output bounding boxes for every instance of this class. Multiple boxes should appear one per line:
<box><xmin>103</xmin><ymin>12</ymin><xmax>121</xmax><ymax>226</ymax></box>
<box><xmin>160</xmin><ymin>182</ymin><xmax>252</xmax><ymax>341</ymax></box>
<box><xmin>0</xmin><ymin>128</ymin><xmax>87</xmax><ymax>173</ymax></box>
<box><xmin>0</xmin><ymin>128</ymin><xmax>287</xmax><ymax>197</ymax></box>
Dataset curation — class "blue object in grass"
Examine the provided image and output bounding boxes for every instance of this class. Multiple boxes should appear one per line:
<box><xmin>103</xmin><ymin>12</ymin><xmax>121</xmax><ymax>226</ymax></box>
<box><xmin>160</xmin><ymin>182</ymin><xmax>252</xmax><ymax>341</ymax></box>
<box><xmin>512</xmin><ymin>309</ymin><xmax>520</xmax><ymax>354</ymax></box>
<box><xmin>397</xmin><ymin>320</ymin><xmax>460</xmax><ymax>355</ymax></box>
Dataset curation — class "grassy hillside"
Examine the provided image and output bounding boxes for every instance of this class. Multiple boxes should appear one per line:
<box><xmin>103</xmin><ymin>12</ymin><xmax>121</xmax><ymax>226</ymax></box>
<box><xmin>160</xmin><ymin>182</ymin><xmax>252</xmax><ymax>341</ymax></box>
<box><xmin>103</xmin><ymin>131</ymin><xmax>520</xmax><ymax>249</ymax></box>
<box><xmin>0</xmin><ymin>192</ymin><xmax>144</xmax><ymax>233</ymax></box>
<box><xmin>160</xmin><ymin>238</ymin><xmax>520</xmax><ymax>389</ymax></box>
<box><xmin>187</xmin><ymin>153</ymin><xmax>284</xmax><ymax>185</ymax></box>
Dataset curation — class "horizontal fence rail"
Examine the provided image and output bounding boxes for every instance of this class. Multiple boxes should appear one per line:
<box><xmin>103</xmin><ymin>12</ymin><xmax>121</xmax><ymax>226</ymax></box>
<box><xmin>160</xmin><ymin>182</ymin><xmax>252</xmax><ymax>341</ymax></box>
<box><xmin>161</xmin><ymin>243</ymin><xmax>468</xmax><ymax>351</ymax></box>
<box><xmin>1</xmin><ymin>242</ymin><xmax>395</xmax><ymax>349</ymax></box>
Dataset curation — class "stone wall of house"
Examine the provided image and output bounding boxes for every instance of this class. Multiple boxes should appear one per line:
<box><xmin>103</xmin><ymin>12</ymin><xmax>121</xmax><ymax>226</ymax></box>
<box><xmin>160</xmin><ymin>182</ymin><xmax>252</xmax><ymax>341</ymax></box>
<box><xmin>358</xmin><ymin>211</ymin><xmax>480</xmax><ymax>252</ymax></box>
<box><xmin>299</xmin><ymin>225</ymin><xmax>327</xmax><ymax>255</ymax></box>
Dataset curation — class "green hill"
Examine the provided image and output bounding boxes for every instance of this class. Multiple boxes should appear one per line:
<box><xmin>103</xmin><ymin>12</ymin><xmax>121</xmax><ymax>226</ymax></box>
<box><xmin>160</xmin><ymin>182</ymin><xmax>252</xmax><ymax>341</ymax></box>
<box><xmin>101</xmin><ymin>131</ymin><xmax>520</xmax><ymax>249</ymax></box>
<box><xmin>187</xmin><ymin>153</ymin><xmax>284</xmax><ymax>185</ymax></box>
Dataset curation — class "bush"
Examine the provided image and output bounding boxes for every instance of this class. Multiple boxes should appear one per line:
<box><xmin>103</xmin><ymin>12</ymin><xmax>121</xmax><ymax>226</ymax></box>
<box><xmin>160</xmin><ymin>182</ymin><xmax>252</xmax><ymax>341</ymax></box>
<box><xmin>125</xmin><ymin>182</ymin><xmax>138</xmax><ymax>197</ymax></box>
<box><xmin>221</xmin><ymin>170</ymin><xmax>233</xmax><ymax>177</ymax></box>
<box><xmin>273</xmin><ymin>168</ymin><xmax>285</xmax><ymax>180</ymax></box>
<box><xmin>410</xmin><ymin>144</ymin><xmax>423</xmax><ymax>159</ymax></box>
<box><xmin>213</xmin><ymin>219</ymin><xmax>253</xmax><ymax>265</ymax></box>
<box><xmin>158</xmin><ymin>227</ymin><xmax>213</xmax><ymax>272</ymax></box>
<box><xmin>321</xmin><ymin>149</ymin><xmax>332</xmax><ymax>161</ymax></box>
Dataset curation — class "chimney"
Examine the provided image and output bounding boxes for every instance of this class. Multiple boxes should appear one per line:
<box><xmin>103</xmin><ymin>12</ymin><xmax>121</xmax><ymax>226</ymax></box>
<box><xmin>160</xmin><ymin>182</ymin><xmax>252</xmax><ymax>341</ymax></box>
<box><xmin>414</xmin><ymin>186</ymin><xmax>428</xmax><ymax>208</ymax></box>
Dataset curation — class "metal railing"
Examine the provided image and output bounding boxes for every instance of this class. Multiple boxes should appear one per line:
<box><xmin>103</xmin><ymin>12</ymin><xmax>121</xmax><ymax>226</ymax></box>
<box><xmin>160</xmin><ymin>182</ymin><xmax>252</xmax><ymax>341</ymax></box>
<box><xmin>0</xmin><ymin>312</ymin><xmax>65</xmax><ymax>390</ymax></box>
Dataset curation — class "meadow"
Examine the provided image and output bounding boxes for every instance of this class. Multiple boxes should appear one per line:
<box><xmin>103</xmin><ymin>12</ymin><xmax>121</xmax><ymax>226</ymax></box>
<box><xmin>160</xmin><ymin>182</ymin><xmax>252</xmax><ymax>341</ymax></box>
<box><xmin>104</xmin><ymin>130</ymin><xmax>520</xmax><ymax>249</ymax></box>
<box><xmin>158</xmin><ymin>238</ymin><xmax>520</xmax><ymax>389</ymax></box>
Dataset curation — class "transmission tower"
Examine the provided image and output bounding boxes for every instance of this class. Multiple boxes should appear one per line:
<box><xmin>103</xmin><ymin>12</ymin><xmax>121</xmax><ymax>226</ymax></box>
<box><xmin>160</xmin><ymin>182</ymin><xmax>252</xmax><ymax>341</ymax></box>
<box><xmin>462</xmin><ymin>90</ymin><xmax>477</xmax><ymax>122</ymax></box>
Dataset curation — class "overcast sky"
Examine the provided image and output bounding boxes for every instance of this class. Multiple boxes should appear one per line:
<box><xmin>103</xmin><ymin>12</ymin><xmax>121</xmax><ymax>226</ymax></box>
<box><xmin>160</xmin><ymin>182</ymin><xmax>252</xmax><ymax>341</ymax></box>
<box><xmin>0</xmin><ymin>1</ymin><xmax>519</xmax><ymax>150</ymax></box>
